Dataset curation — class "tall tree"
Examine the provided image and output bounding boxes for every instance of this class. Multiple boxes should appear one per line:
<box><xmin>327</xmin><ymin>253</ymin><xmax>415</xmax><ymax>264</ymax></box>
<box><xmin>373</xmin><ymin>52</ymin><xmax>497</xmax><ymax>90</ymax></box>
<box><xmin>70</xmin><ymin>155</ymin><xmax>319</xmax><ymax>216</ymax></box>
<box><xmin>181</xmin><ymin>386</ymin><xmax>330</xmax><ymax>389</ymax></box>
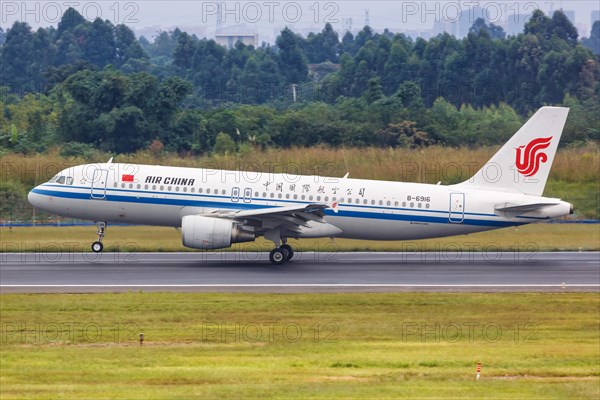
<box><xmin>582</xmin><ymin>20</ymin><xmax>600</xmax><ymax>55</ymax></box>
<box><xmin>276</xmin><ymin>28</ymin><xmax>308</xmax><ymax>84</ymax></box>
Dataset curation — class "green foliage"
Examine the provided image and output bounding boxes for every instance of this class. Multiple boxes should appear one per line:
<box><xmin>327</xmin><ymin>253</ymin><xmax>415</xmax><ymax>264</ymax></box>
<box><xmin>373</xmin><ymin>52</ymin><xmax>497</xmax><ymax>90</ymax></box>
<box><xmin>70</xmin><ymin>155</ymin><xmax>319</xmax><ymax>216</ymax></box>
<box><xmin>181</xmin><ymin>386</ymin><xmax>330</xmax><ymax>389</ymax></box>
<box><xmin>0</xmin><ymin>8</ymin><xmax>598</xmax><ymax>155</ymax></box>
<box><xmin>56</xmin><ymin>69</ymin><xmax>191</xmax><ymax>153</ymax></box>
<box><xmin>0</xmin><ymin>8</ymin><xmax>148</xmax><ymax>92</ymax></box>
<box><xmin>0</xmin><ymin>180</ymin><xmax>28</xmax><ymax>221</ymax></box>
<box><xmin>213</xmin><ymin>132</ymin><xmax>236</xmax><ymax>154</ymax></box>
<box><xmin>59</xmin><ymin>142</ymin><xmax>98</xmax><ymax>158</ymax></box>
<box><xmin>581</xmin><ymin>20</ymin><xmax>600</xmax><ymax>55</ymax></box>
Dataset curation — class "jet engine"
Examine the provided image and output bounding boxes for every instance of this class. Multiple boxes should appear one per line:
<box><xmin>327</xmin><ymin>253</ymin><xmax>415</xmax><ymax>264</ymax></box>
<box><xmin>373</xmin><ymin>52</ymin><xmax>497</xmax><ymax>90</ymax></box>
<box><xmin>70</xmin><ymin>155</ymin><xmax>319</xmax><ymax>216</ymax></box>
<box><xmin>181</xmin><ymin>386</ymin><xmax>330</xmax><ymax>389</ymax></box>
<box><xmin>181</xmin><ymin>215</ymin><xmax>255</xmax><ymax>249</ymax></box>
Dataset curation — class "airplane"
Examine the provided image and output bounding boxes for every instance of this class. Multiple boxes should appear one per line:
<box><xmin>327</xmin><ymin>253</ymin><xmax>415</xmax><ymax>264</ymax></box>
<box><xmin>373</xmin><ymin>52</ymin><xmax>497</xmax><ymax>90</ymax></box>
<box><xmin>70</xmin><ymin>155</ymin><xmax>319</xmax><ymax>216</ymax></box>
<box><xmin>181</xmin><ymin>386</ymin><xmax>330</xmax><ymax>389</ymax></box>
<box><xmin>28</xmin><ymin>106</ymin><xmax>573</xmax><ymax>265</ymax></box>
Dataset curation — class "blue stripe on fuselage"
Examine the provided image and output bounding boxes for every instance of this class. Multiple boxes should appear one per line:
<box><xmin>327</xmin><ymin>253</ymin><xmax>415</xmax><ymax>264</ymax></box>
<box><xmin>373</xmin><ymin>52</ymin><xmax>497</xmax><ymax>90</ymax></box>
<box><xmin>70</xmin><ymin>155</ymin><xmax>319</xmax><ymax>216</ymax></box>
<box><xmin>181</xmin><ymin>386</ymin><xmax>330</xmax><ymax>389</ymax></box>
<box><xmin>31</xmin><ymin>187</ymin><xmax>530</xmax><ymax>228</ymax></box>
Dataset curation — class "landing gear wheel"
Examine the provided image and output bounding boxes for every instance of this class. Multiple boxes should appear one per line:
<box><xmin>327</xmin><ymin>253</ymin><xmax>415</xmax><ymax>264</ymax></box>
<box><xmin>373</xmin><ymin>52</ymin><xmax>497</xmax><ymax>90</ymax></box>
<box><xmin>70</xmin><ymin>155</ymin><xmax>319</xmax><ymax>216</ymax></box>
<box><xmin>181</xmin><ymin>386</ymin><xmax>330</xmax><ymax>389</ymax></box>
<box><xmin>91</xmin><ymin>241</ymin><xmax>104</xmax><ymax>253</ymax></box>
<box><xmin>92</xmin><ymin>222</ymin><xmax>107</xmax><ymax>253</ymax></box>
<box><xmin>280</xmin><ymin>244</ymin><xmax>294</xmax><ymax>260</ymax></box>
<box><xmin>269</xmin><ymin>248</ymin><xmax>287</xmax><ymax>265</ymax></box>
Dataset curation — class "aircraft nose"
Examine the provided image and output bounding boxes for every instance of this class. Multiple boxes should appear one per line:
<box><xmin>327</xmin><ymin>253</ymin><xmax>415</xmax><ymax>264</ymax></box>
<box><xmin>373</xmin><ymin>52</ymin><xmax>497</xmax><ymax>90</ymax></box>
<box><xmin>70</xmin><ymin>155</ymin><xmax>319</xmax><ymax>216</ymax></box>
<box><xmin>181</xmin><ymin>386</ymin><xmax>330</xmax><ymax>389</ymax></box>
<box><xmin>28</xmin><ymin>187</ymin><xmax>43</xmax><ymax>208</ymax></box>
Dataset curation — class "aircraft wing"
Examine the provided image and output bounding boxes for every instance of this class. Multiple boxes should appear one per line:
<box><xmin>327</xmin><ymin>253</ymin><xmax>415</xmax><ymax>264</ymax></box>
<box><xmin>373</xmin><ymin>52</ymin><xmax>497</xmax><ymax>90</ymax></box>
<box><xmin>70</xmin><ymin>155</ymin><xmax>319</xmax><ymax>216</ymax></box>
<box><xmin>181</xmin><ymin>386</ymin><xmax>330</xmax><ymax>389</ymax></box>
<box><xmin>233</xmin><ymin>203</ymin><xmax>330</xmax><ymax>219</ymax></box>
<box><xmin>204</xmin><ymin>203</ymin><xmax>342</xmax><ymax>238</ymax></box>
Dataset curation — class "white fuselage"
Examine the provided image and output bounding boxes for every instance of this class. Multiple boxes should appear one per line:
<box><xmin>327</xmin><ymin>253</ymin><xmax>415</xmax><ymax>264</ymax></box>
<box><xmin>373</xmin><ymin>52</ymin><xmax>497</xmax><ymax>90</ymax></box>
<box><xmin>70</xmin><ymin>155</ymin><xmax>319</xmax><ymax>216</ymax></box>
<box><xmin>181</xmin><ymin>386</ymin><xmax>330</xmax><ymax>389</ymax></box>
<box><xmin>28</xmin><ymin>163</ymin><xmax>571</xmax><ymax>241</ymax></box>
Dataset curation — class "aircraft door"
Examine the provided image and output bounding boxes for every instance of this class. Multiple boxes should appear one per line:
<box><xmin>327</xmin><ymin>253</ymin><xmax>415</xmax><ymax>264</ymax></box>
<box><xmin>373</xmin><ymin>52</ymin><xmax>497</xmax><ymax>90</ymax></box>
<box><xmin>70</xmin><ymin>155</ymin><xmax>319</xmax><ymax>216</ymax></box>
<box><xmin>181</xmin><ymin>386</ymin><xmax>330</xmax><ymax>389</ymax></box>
<box><xmin>90</xmin><ymin>169</ymin><xmax>109</xmax><ymax>199</ymax></box>
<box><xmin>243</xmin><ymin>188</ymin><xmax>252</xmax><ymax>203</ymax></box>
<box><xmin>449</xmin><ymin>192</ymin><xmax>465</xmax><ymax>223</ymax></box>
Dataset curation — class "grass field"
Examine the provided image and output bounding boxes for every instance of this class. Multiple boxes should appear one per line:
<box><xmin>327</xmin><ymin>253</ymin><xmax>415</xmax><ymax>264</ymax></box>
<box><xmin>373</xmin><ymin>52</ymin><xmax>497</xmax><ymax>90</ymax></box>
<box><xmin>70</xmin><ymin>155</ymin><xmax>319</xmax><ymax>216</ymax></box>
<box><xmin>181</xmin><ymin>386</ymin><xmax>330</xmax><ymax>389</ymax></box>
<box><xmin>0</xmin><ymin>293</ymin><xmax>598</xmax><ymax>399</ymax></box>
<box><xmin>1</xmin><ymin>223</ymin><xmax>598</xmax><ymax>252</ymax></box>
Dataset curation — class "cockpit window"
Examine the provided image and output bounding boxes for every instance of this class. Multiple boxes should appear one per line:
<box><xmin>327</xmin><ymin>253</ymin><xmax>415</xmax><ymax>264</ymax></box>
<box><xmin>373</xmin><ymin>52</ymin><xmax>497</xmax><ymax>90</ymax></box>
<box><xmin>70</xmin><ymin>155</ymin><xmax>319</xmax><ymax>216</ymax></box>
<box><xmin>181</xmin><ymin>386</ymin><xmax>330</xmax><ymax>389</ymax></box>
<box><xmin>50</xmin><ymin>175</ymin><xmax>73</xmax><ymax>185</ymax></box>
<box><xmin>49</xmin><ymin>174</ymin><xmax>60</xmax><ymax>183</ymax></box>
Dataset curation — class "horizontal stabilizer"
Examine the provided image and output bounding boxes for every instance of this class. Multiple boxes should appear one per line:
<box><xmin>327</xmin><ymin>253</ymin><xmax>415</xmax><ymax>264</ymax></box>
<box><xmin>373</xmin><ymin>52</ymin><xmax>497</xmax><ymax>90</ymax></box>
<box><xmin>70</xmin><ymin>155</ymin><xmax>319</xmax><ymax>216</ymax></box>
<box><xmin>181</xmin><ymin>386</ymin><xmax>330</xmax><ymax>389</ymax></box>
<box><xmin>494</xmin><ymin>202</ymin><xmax>558</xmax><ymax>217</ymax></box>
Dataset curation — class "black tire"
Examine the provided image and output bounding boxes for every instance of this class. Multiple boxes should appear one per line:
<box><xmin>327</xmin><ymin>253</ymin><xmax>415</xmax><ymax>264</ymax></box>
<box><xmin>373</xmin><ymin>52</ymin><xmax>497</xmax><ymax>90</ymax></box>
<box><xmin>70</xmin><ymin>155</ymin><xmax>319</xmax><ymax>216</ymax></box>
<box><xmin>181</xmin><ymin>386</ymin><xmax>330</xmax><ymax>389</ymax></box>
<box><xmin>91</xmin><ymin>241</ymin><xmax>104</xmax><ymax>253</ymax></box>
<box><xmin>269</xmin><ymin>248</ymin><xmax>287</xmax><ymax>265</ymax></box>
<box><xmin>280</xmin><ymin>244</ymin><xmax>294</xmax><ymax>260</ymax></box>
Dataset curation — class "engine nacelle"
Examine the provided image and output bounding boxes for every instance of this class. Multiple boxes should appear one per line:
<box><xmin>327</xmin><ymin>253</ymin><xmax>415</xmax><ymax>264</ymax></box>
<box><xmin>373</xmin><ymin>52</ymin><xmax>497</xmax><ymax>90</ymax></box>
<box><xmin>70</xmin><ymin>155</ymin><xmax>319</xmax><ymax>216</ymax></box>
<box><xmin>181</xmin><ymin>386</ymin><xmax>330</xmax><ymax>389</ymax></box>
<box><xmin>181</xmin><ymin>215</ymin><xmax>255</xmax><ymax>249</ymax></box>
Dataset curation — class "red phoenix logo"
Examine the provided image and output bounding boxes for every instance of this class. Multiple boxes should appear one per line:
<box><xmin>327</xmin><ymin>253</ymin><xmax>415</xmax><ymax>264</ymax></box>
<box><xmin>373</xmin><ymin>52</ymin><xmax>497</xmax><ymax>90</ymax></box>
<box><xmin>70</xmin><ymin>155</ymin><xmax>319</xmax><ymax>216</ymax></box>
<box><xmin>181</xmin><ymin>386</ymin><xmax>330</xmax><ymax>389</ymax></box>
<box><xmin>515</xmin><ymin>137</ymin><xmax>553</xmax><ymax>177</ymax></box>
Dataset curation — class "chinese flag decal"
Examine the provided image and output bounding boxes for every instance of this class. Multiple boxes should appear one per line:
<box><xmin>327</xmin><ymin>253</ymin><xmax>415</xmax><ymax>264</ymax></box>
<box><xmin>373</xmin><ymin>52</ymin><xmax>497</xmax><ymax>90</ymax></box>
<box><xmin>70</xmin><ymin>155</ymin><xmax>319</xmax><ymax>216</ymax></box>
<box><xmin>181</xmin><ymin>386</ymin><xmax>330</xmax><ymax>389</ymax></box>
<box><xmin>122</xmin><ymin>174</ymin><xmax>135</xmax><ymax>182</ymax></box>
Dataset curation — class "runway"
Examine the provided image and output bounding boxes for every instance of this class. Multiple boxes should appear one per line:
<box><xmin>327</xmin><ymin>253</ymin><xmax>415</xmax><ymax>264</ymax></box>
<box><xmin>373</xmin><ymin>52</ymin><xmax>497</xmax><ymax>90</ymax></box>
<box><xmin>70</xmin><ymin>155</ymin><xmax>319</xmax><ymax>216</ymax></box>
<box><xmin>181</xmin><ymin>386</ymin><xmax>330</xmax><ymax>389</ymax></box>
<box><xmin>1</xmin><ymin>251</ymin><xmax>598</xmax><ymax>293</ymax></box>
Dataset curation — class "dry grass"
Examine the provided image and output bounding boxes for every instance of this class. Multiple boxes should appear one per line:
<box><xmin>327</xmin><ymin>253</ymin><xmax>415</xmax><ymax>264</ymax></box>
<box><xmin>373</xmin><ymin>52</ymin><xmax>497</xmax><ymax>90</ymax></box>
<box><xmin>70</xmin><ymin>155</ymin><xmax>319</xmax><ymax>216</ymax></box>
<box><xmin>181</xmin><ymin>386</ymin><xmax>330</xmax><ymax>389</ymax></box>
<box><xmin>2</xmin><ymin>143</ymin><xmax>598</xmax><ymax>187</ymax></box>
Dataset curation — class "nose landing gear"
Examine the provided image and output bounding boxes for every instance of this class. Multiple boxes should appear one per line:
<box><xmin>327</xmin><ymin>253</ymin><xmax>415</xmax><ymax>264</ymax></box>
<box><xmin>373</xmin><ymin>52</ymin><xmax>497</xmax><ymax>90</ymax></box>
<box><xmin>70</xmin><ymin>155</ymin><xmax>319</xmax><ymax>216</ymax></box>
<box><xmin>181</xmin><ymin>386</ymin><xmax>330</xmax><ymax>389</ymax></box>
<box><xmin>91</xmin><ymin>222</ymin><xmax>107</xmax><ymax>253</ymax></box>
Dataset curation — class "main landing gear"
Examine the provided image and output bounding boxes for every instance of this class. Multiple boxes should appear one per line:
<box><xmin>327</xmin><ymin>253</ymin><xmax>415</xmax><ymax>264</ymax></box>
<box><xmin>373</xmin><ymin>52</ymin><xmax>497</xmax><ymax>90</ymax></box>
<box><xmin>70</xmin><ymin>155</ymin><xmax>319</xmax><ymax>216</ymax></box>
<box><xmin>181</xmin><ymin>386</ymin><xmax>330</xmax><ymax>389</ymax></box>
<box><xmin>91</xmin><ymin>221</ymin><xmax>107</xmax><ymax>253</ymax></box>
<box><xmin>269</xmin><ymin>243</ymin><xmax>294</xmax><ymax>265</ymax></box>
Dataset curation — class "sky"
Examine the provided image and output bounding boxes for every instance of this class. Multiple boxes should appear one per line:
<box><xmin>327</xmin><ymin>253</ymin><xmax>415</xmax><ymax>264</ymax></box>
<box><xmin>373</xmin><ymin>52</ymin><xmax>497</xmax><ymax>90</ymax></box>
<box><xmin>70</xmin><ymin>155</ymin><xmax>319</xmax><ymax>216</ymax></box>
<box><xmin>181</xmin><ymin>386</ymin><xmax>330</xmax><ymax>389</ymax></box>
<box><xmin>1</xmin><ymin>1</ymin><xmax>599</xmax><ymax>43</ymax></box>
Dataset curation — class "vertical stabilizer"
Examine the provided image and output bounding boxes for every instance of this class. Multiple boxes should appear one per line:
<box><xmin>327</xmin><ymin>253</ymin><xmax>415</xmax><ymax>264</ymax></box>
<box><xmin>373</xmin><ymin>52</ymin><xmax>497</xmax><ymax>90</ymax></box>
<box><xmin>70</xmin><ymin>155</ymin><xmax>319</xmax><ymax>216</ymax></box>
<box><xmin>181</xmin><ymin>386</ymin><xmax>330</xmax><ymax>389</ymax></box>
<box><xmin>457</xmin><ymin>107</ymin><xmax>569</xmax><ymax>196</ymax></box>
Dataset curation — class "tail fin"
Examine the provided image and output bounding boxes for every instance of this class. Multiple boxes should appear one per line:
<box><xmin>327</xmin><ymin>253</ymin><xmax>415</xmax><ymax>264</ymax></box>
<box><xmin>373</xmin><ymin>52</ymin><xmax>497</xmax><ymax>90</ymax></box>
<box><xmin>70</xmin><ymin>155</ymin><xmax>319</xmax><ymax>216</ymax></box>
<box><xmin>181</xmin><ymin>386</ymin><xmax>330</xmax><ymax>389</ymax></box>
<box><xmin>458</xmin><ymin>106</ymin><xmax>569</xmax><ymax>196</ymax></box>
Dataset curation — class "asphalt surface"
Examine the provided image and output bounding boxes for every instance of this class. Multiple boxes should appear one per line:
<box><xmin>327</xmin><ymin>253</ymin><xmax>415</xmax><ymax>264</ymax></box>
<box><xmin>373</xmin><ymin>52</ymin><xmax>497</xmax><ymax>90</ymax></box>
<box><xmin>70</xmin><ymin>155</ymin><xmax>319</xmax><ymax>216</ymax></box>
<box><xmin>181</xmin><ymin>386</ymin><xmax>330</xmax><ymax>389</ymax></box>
<box><xmin>1</xmin><ymin>252</ymin><xmax>598</xmax><ymax>293</ymax></box>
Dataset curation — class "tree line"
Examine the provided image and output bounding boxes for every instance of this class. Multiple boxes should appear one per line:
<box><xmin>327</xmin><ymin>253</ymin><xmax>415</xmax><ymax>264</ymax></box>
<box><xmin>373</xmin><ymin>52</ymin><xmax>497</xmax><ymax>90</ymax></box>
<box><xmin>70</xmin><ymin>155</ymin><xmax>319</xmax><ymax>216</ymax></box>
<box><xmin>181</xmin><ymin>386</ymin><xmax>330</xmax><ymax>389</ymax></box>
<box><xmin>0</xmin><ymin>8</ymin><xmax>598</xmax><ymax>155</ymax></box>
